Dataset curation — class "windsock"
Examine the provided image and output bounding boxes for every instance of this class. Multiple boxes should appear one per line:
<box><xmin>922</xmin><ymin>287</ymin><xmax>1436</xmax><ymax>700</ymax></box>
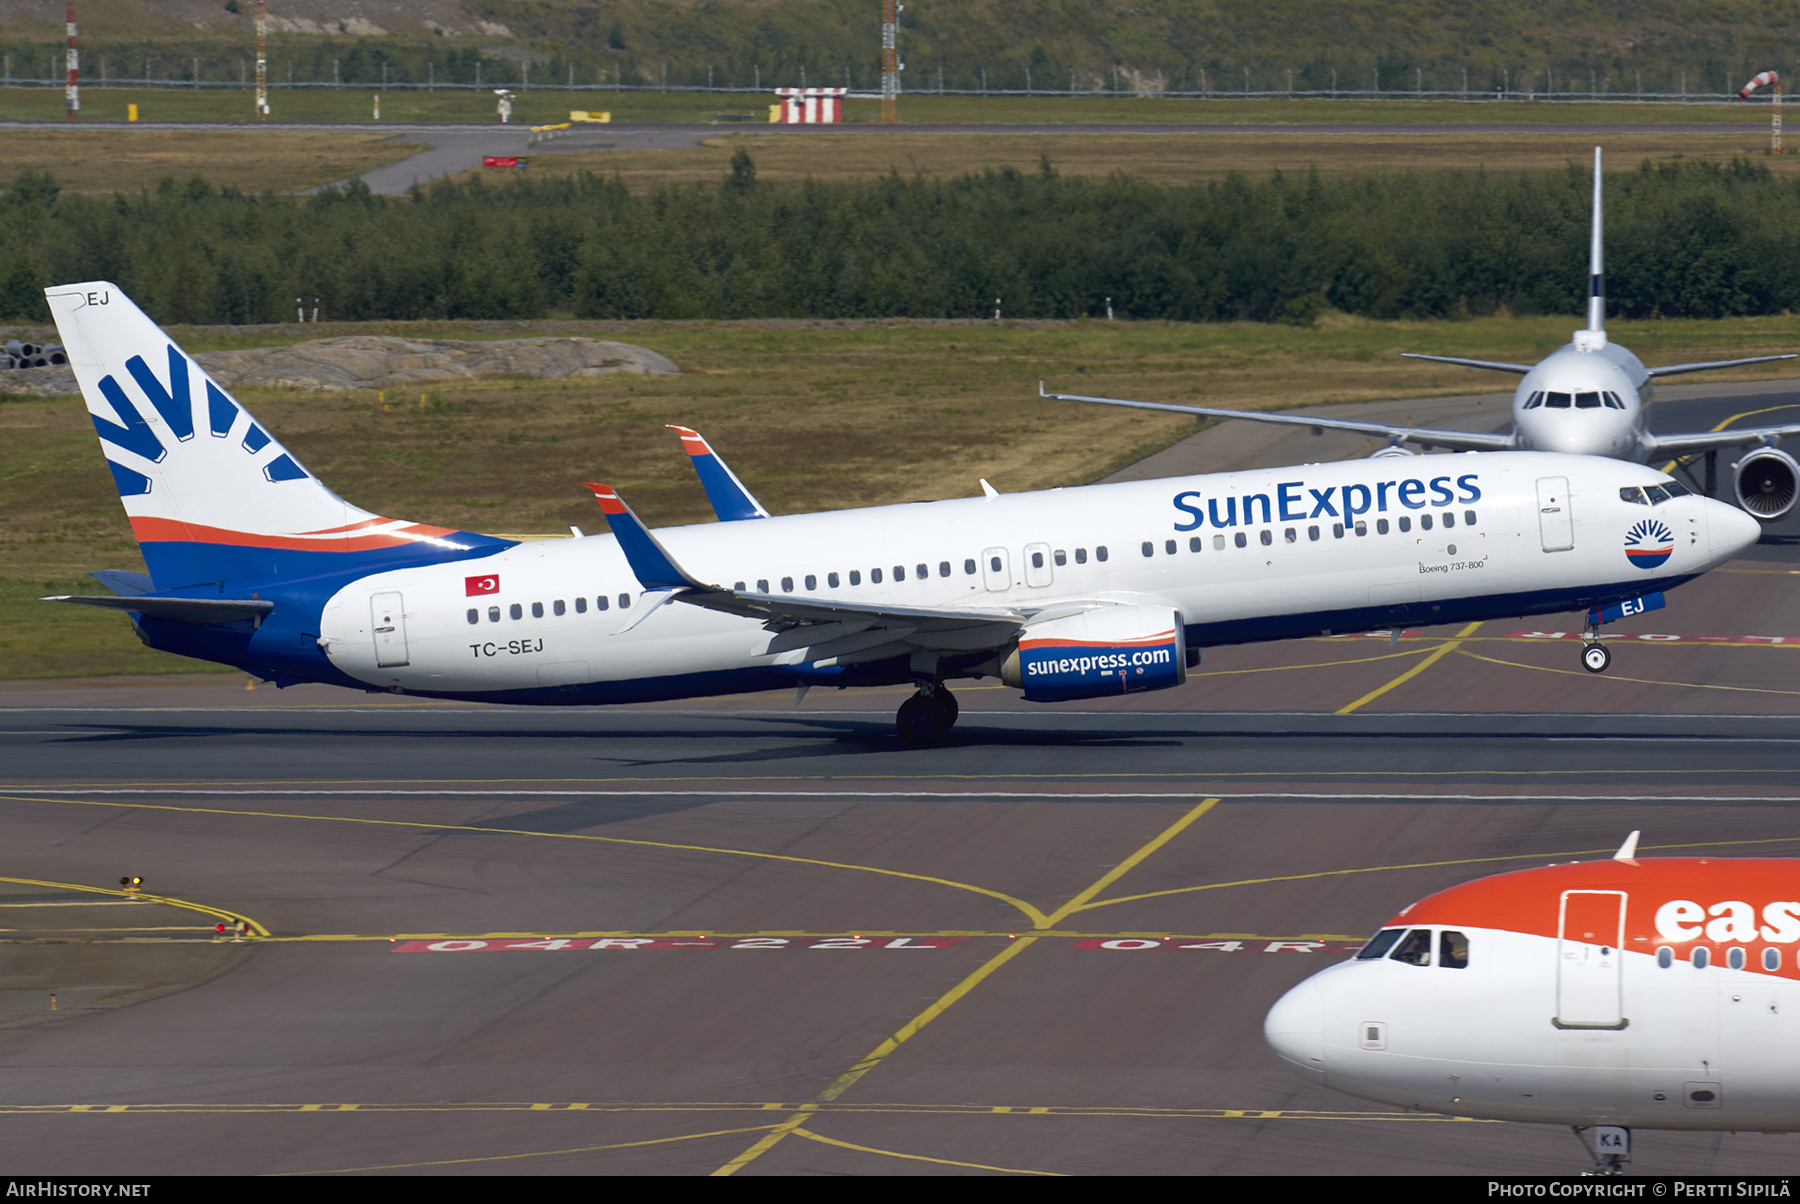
<box><xmin>1740</xmin><ymin>70</ymin><xmax>1779</xmax><ymax>100</ymax></box>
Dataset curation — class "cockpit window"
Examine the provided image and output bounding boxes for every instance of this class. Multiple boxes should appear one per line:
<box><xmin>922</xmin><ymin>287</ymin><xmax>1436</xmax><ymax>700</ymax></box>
<box><xmin>1389</xmin><ymin>928</ymin><xmax>1433</xmax><ymax>966</ymax></box>
<box><xmin>1661</xmin><ymin>480</ymin><xmax>1691</xmax><ymax>498</ymax></box>
<box><xmin>1575</xmin><ymin>391</ymin><xmax>1602</xmax><ymax>409</ymax></box>
<box><xmin>1439</xmin><ymin>930</ymin><xmax>1469</xmax><ymax>969</ymax></box>
<box><xmin>1355</xmin><ymin>928</ymin><xmax>1405</xmax><ymax>960</ymax></box>
<box><xmin>1642</xmin><ymin>484</ymin><xmax>1670</xmax><ymax>504</ymax></box>
<box><xmin>1603</xmin><ymin>391</ymin><xmax>1626</xmax><ymax>410</ymax></box>
<box><xmin>1544</xmin><ymin>392</ymin><xmax>1572</xmax><ymax>409</ymax></box>
<box><xmin>1524</xmin><ymin>391</ymin><xmax>1544</xmax><ymax>410</ymax></box>
<box><xmin>1619</xmin><ymin>486</ymin><xmax>1649</xmax><ymax>505</ymax></box>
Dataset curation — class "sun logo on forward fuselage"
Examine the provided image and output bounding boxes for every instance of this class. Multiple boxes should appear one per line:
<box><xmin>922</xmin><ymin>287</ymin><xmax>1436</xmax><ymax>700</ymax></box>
<box><xmin>1624</xmin><ymin>518</ymin><xmax>1675</xmax><ymax>569</ymax></box>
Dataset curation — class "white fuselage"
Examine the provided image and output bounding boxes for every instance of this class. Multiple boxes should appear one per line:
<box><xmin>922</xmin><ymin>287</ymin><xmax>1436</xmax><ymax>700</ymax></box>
<box><xmin>1269</xmin><ymin>927</ymin><xmax>1800</xmax><ymax>1131</ymax></box>
<box><xmin>317</xmin><ymin>451</ymin><xmax>1755</xmax><ymax>703</ymax></box>
<box><xmin>1510</xmin><ymin>335</ymin><xmax>1656</xmax><ymax>461</ymax></box>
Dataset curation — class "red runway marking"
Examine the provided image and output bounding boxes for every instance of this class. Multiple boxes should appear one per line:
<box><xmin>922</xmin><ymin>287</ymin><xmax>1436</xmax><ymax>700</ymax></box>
<box><xmin>395</xmin><ymin>936</ymin><xmax>972</xmax><ymax>953</ymax></box>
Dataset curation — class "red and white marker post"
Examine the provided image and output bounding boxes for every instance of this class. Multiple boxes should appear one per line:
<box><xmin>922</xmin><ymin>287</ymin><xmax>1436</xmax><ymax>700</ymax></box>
<box><xmin>1740</xmin><ymin>70</ymin><xmax>1781</xmax><ymax>155</ymax></box>
<box><xmin>64</xmin><ymin>7</ymin><xmax>78</xmax><ymax>122</ymax></box>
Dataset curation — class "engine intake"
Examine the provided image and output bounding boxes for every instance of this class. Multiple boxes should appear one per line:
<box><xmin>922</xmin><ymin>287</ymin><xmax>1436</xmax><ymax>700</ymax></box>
<box><xmin>1001</xmin><ymin>605</ymin><xmax>1187</xmax><ymax>702</ymax></box>
<box><xmin>1732</xmin><ymin>447</ymin><xmax>1800</xmax><ymax>521</ymax></box>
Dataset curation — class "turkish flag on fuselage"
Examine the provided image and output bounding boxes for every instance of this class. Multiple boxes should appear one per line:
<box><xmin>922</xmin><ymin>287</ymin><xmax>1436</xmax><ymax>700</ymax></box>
<box><xmin>465</xmin><ymin>574</ymin><xmax>500</xmax><ymax>596</ymax></box>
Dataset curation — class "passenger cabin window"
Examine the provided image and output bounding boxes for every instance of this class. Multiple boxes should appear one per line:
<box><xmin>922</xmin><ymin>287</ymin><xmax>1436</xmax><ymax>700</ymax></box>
<box><xmin>596</xmin><ymin>596</ymin><xmax>609</xmax><ymax>611</ymax></box>
<box><xmin>1142</xmin><ymin>542</ymin><xmax>1155</xmax><ymax>558</ymax></box>
<box><xmin>1657</xmin><ymin>946</ymin><xmax>1674</xmax><ymax>969</ymax></box>
<box><xmin>531</xmin><ymin>602</ymin><xmax>544</xmax><ymax>618</ymax></box>
<box><xmin>509</xmin><ymin>603</ymin><xmax>523</xmax><ymax>620</ymax></box>
<box><xmin>489</xmin><ymin>606</ymin><xmax>501</xmax><ymax>622</ymax></box>
<box><xmin>1234</xmin><ymin>532</ymin><xmax>1247</xmax><ymax>549</ymax></box>
<box><xmin>939</xmin><ymin>561</ymin><xmax>951</xmax><ymax>577</ymax></box>
<box><xmin>466</xmin><ymin>608</ymin><xmax>479</xmax><ymax>625</ymax></box>
<box><xmin>1096</xmin><ymin>546</ymin><xmax>1109</xmax><ymax>562</ymax></box>
<box><xmin>804</xmin><ymin>575</ymin><xmax>816</xmax><ymax>591</ymax></box>
<box><xmin>964</xmin><ymin>559</ymin><xmax>978</xmax><ymax>575</ymax></box>
<box><xmin>1054</xmin><ymin>550</ymin><xmax>1068</xmax><ymax>566</ymax></box>
<box><xmin>850</xmin><ymin>570</ymin><xmax>862</xmax><ymax>585</ymax></box>
<box><xmin>1355</xmin><ymin>928</ymin><xmax>1405</xmax><ymax>960</ymax></box>
<box><xmin>1692</xmin><ymin>947</ymin><xmax>1711</xmax><ymax>969</ymax></box>
<box><xmin>1213</xmin><ymin>534</ymin><xmax>1226</xmax><ymax>550</ymax></box>
<box><xmin>1074</xmin><ymin>549</ymin><xmax>1088</xmax><ymax>565</ymax></box>
<box><xmin>1438</xmin><ymin>930</ymin><xmax>1469</xmax><ymax>969</ymax></box>
<box><xmin>1188</xmin><ymin>537</ymin><xmax>1202</xmax><ymax>552</ymax></box>
<box><xmin>1164</xmin><ymin>540</ymin><xmax>1177</xmax><ymax>555</ymax></box>
<box><xmin>618</xmin><ymin>594</ymin><xmax>631</xmax><ymax>609</ymax></box>
<box><xmin>575</xmin><ymin>597</ymin><xmax>588</xmax><ymax>614</ymax></box>
<box><xmin>828</xmin><ymin>572</ymin><xmax>840</xmax><ymax>588</ymax></box>
<box><xmin>757</xmin><ymin>579</ymin><xmax>770</xmax><ymax>593</ymax></box>
<box><xmin>1398</xmin><ymin>517</ymin><xmax>1411</xmax><ymax>533</ymax></box>
<box><xmin>1765</xmin><ymin>948</ymin><xmax>1782</xmax><ymax>971</ymax></box>
<box><xmin>1389</xmin><ymin>929</ymin><xmax>1432</xmax><ymax>966</ymax></box>
<box><xmin>1419</xmin><ymin>514</ymin><xmax>1432</xmax><ymax>531</ymax></box>
<box><xmin>782</xmin><ymin>577</ymin><xmax>795</xmax><ymax>593</ymax></box>
<box><xmin>1375</xmin><ymin>519</ymin><xmax>1389</xmax><ymax>535</ymax></box>
<box><xmin>872</xmin><ymin>568</ymin><xmax>884</xmax><ymax>584</ymax></box>
<box><xmin>553</xmin><ymin>600</ymin><xmax>566</xmax><ymax>616</ymax></box>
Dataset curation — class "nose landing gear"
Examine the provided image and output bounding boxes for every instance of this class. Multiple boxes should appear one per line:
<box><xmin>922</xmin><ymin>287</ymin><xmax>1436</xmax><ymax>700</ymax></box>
<box><xmin>1571</xmin><ymin>1124</ymin><xmax>1629</xmax><ymax>1175</ymax></box>
<box><xmin>896</xmin><ymin>684</ymin><xmax>958</xmax><ymax>744</ymax></box>
<box><xmin>1581</xmin><ymin>641</ymin><xmax>1611</xmax><ymax>674</ymax></box>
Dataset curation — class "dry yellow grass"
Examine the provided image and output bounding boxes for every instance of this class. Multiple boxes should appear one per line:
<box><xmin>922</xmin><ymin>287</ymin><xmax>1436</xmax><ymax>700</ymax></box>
<box><xmin>0</xmin><ymin>129</ymin><xmax>423</xmax><ymax>192</ymax></box>
<box><xmin>516</xmin><ymin>129</ymin><xmax>1794</xmax><ymax>192</ymax></box>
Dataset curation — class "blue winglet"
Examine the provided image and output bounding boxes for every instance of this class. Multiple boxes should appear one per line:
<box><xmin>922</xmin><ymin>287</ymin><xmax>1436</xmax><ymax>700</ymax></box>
<box><xmin>668</xmin><ymin>426</ymin><xmax>769</xmax><ymax>521</ymax></box>
<box><xmin>582</xmin><ymin>482</ymin><xmax>708</xmax><ymax>591</ymax></box>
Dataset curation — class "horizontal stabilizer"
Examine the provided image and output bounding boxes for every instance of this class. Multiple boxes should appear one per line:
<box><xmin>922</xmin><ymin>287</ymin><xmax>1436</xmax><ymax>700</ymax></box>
<box><xmin>88</xmin><ymin>570</ymin><xmax>155</xmax><ymax>597</ymax></box>
<box><xmin>1040</xmin><ymin>386</ymin><xmax>1515</xmax><ymax>452</ymax></box>
<box><xmin>1646</xmin><ymin>354</ymin><xmax>1798</xmax><ymax>378</ymax></box>
<box><xmin>1399</xmin><ymin>353</ymin><xmax>1534</xmax><ymax>375</ymax></box>
<box><xmin>43</xmin><ymin>594</ymin><xmax>274</xmax><ymax>624</ymax></box>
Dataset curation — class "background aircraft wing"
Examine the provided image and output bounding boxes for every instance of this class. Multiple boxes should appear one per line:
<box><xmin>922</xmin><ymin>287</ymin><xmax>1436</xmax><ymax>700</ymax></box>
<box><xmin>1645</xmin><ymin>354</ymin><xmax>1797</xmax><ymax>378</ymax></box>
<box><xmin>1398</xmin><ymin>353</ymin><xmax>1534</xmax><ymax>374</ymax></box>
<box><xmin>1646</xmin><ymin>423</ymin><xmax>1800</xmax><ymax>458</ymax></box>
<box><xmin>1040</xmin><ymin>387</ymin><xmax>1517</xmax><ymax>452</ymax></box>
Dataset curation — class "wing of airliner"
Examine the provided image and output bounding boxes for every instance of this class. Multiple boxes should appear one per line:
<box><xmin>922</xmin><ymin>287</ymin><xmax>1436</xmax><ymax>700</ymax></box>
<box><xmin>583</xmin><ymin>483</ymin><xmax>1025</xmax><ymax>668</ymax></box>
<box><xmin>1039</xmin><ymin>386</ymin><xmax>1517</xmax><ymax>453</ymax></box>
<box><xmin>1645</xmin><ymin>353</ymin><xmax>1797</xmax><ymax>378</ymax></box>
<box><xmin>668</xmin><ymin>426</ymin><xmax>770</xmax><ymax>521</ymax></box>
<box><xmin>1646</xmin><ymin>422</ymin><xmax>1800</xmax><ymax>458</ymax></box>
<box><xmin>1398</xmin><ymin>353</ymin><xmax>1534</xmax><ymax>374</ymax></box>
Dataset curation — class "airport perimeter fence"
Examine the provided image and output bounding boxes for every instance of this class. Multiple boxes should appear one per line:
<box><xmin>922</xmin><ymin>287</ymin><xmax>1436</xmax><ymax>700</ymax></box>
<box><xmin>0</xmin><ymin>69</ymin><xmax>1778</xmax><ymax>106</ymax></box>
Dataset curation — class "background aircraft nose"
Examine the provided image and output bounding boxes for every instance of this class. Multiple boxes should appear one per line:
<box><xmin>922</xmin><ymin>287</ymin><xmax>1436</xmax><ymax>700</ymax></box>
<box><xmin>1263</xmin><ymin>977</ymin><xmax>1326</xmax><ymax>1085</ymax></box>
<box><xmin>1707</xmin><ymin>499</ymin><xmax>1761</xmax><ymax>564</ymax></box>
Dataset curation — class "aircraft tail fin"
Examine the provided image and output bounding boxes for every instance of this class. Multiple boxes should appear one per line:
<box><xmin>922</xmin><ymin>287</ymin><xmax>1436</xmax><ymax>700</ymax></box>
<box><xmin>1586</xmin><ymin>147</ymin><xmax>1606</xmax><ymax>337</ymax></box>
<box><xmin>46</xmin><ymin>282</ymin><xmax>511</xmax><ymax>590</ymax></box>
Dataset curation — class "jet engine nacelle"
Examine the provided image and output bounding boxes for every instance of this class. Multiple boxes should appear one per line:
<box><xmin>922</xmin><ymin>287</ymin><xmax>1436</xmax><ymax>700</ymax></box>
<box><xmin>1732</xmin><ymin>447</ymin><xmax>1800</xmax><ymax>521</ymax></box>
<box><xmin>1001</xmin><ymin>605</ymin><xmax>1187</xmax><ymax>702</ymax></box>
<box><xmin>1368</xmin><ymin>444</ymin><xmax>1418</xmax><ymax>459</ymax></box>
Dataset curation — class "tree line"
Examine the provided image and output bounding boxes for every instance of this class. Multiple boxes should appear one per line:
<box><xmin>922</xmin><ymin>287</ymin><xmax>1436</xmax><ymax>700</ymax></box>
<box><xmin>0</xmin><ymin>154</ymin><xmax>1794</xmax><ymax>327</ymax></box>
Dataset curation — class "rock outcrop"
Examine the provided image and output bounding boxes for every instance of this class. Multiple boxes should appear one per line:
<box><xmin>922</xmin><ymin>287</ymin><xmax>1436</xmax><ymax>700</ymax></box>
<box><xmin>0</xmin><ymin>335</ymin><xmax>679</xmax><ymax>398</ymax></box>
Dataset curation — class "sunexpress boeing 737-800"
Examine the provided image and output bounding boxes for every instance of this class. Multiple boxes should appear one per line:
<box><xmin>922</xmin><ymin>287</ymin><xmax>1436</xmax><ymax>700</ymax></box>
<box><xmin>1046</xmin><ymin>148</ymin><xmax>1800</xmax><ymax>523</ymax></box>
<box><xmin>43</xmin><ymin>282</ymin><xmax>1759</xmax><ymax>740</ymax></box>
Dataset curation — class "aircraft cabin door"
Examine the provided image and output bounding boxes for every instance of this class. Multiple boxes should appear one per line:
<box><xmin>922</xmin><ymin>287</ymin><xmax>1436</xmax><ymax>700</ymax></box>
<box><xmin>1023</xmin><ymin>542</ymin><xmax>1054</xmax><ymax>588</ymax></box>
<box><xmin>982</xmin><ymin>547</ymin><xmax>1011</xmax><ymax>592</ymax></box>
<box><xmin>371</xmin><ymin>591</ymin><xmax>410</xmax><ymax>668</ymax></box>
<box><xmin>1537</xmin><ymin>476</ymin><xmax>1574</xmax><ymax>552</ymax></box>
<box><xmin>1554</xmin><ymin>889</ymin><xmax>1626</xmax><ymax>1029</ymax></box>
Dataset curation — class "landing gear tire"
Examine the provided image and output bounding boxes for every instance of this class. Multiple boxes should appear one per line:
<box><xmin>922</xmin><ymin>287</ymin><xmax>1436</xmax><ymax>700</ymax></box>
<box><xmin>896</xmin><ymin>690</ymin><xmax>954</xmax><ymax>744</ymax></box>
<box><xmin>1581</xmin><ymin>642</ymin><xmax>1611</xmax><ymax>674</ymax></box>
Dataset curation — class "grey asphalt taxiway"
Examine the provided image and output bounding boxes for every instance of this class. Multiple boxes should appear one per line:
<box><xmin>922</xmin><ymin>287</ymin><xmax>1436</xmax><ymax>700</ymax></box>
<box><xmin>5</xmin><ymin>388</ymin><xmax>1800</xmax><ymax>1175</ymax></box>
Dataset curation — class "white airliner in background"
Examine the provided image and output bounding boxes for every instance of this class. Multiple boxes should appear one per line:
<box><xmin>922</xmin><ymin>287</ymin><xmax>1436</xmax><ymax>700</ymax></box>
<box><xmin>1046</xmin><ymin>148</ymin><xmax>1800</xmax><ymax>522</ymax></box>
<box><xmin>42</xmin><ymin>282</ymin><xmax>1759</xmax><ymax>739</ymax></box>
<box><xmin>1266</xmin><ymin>837</ymin><xmax>1800</xmax><ymax>1174</ymax></box>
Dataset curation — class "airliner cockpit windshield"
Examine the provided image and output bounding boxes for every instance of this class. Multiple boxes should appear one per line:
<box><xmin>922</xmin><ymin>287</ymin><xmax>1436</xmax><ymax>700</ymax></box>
<box><xmin>1524</xmin><ymin>391</ymin><xmax>1626</xmax><ymax>410</ymax></box>
<box><xmin>1620</xmin><ymin>481</ymin><xmax>1692</xmax><ymax>505</ymax></box>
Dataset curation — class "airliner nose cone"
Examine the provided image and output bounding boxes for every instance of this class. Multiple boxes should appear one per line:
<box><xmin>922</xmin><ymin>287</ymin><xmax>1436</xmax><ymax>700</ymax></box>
<box><xmin>1264</xmin><ymin>977</ymin><xmax>1326</xmax><ymax>1085</ymax></box>
<box><xmin>1707</xmin><ymin>499</ymin><xmax>1762</xmax><ymax>564</ymax></box>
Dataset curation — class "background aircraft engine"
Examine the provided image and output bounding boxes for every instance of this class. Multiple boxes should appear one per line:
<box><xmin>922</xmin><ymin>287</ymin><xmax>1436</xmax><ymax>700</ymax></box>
<box><xmin>1000</xmin><ymin>605</ymin><xmax>1187</xmax><ymax>702</ymax></box>
<box><xmin>1732</xmin><ymin>447</ymin><xmax>1800</xmax><ymax>520</ymax></box>
<box><xmin>1368</xmin><ymin>444</ymin><xmax>1419</xmax><ymax>459</ymax></box>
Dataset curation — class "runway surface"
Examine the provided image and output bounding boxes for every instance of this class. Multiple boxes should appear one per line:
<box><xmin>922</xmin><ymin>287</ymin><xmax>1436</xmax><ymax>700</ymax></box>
<box><xmin>4</xmin><ymin>389</ymin><xmax>1800</xmax><ymax>1175</ymax></box>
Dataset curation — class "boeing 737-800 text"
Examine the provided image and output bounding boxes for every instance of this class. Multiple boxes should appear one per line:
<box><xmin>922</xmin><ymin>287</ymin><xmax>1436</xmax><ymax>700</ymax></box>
<box><xmin>1046</xmin><ymin>148</ymin><xmax>1800</xmax><ymax>523</ymax></box>
<box><xmin>42</xmin><ymin>282</ymin><xmax>1759</xmax><ymax>738</ymax></box>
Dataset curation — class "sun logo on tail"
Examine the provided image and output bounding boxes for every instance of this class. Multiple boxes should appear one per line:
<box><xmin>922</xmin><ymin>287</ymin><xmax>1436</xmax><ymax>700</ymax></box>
<box><xmin>1624</xmin><ymin>518</ymin><xmax>1674</xmax><ymax>569</ymax></box>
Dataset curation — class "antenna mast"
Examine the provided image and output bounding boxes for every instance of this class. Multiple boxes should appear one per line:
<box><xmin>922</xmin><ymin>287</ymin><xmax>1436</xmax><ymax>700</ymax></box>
<box><xmin>64</xmin><ymin>7</ymin><xmax>78</xmax><ymax>122</ymax></box>
<box><xmin>255</xmin><ymin>0</ymin><xmax>269</xmax><ymax>121</ymax></box>
<box><xmin>880</xmin><ymin>0</ymin><xmax>901</xmax><ymax>123</ymax></box>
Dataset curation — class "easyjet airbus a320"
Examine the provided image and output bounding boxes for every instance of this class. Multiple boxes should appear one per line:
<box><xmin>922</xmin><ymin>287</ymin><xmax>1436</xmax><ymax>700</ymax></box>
<box><xmin>1266</xmin><ymin>837</ymin><xmax>1800</xmax><ymax>1174</ymax></box>
<box><xmin>1046</xmin><ymin>148</ymin><xmax>1800</xmax><ymax>524</ymax></box>
<box><xmin>42</xmin><ymin>282</ymin><xmax>1758</xmax><ymax>738</ymax></box>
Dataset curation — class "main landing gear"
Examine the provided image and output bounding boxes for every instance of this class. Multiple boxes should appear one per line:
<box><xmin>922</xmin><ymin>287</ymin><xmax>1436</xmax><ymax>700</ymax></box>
<box><xmin>896</xmin><ymin>684</ymin><xmax>959</xmax><ymax>744</ymax></box>
<box><xmin>1580</xmin><ymin>613</ymin><xmax>1611</xmax><ymax>674</ymax></box>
